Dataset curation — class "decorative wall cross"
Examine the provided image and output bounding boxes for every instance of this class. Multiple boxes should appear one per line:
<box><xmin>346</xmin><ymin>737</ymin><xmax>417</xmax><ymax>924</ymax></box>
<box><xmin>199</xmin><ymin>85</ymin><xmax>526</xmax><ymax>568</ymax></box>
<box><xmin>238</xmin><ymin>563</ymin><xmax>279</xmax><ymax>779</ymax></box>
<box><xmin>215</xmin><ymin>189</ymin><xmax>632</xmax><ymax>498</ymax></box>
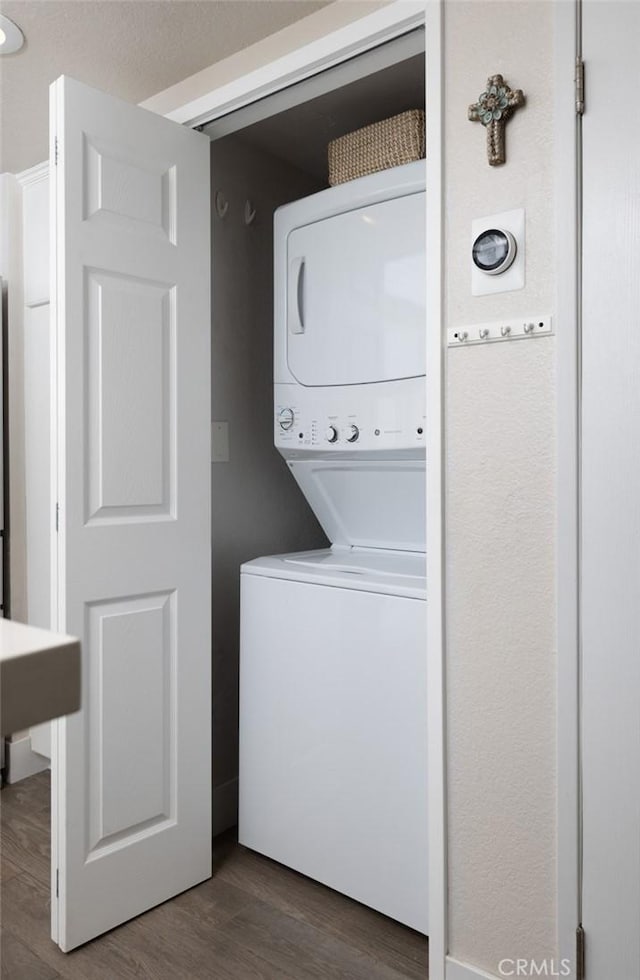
<box><xmin>468</xmin><ymin>74</ymin><xmax>525</xmax><ymax>166</ymax></box>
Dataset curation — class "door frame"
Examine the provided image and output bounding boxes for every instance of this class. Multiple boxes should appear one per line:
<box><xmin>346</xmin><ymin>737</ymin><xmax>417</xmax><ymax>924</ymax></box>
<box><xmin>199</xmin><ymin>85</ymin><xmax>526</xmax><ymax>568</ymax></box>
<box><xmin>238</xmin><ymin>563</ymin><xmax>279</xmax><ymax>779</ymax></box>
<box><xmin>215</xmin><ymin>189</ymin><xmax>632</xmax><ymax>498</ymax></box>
<box><xmin>153</xmin><ymin>2</ymin><xmax>446</xmax><ymax>976</ymax></box>
<box><xmin>554</xmin><ymin>1</ymin><xmax>581</xmax><ymax>977</ymax></box>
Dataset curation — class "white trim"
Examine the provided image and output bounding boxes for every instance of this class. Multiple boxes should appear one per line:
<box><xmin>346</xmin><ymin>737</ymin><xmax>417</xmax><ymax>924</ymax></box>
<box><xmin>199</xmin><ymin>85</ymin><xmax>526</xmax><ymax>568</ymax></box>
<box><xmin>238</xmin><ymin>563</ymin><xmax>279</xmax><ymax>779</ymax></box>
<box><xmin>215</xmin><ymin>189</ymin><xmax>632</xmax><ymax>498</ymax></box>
<box><xmin>425</xmin><ymin>2</ymin><xmax>446</xmax><ymax>978</ymax></box>
<box><xmin>554</xmin><ymin>2</ymin><xmax>581</xmax><ymax>978</ymax></box>
<box><xmin>149</xmin><ymin>1</ymin><xmax>426</xmax><ymax>129</ymax></box>
<box><xmin>202</xmin><ymin>28</ymin><xmax>425</xmax><ymax>142</ymax></box>
<box><xmin>16</xmin><ymin>160</ymin><xmax>48</xmax><ymax>188</ymax></box>
<box><xmin>212</xmin><ymin>777</ymin><xmax>238</xmax><ymax>837</ymax></box>
<box><xmin>5</xmin><ymin>733</ymin><xmax>49</xmax><ymax>783</ymax></box>
<box><xmin>446</xmin><ymin>957</ymin><xmax>499</xmax><ymax>980</ymax></box>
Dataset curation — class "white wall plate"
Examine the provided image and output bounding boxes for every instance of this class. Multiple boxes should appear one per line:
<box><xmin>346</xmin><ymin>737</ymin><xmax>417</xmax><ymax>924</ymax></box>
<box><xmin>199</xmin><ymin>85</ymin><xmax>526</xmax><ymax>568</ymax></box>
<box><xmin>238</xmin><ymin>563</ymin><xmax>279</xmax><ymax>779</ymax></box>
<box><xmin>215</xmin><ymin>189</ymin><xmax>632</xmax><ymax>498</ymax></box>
<box><xmin>211</xmin><ymin>420</ymin><xmax>230</xmax><ymax>462</ymax></box>
<box><xmin>471</xmin><ymin>208</ymin><xmax>525</xmax><ymax>296</ymax></box>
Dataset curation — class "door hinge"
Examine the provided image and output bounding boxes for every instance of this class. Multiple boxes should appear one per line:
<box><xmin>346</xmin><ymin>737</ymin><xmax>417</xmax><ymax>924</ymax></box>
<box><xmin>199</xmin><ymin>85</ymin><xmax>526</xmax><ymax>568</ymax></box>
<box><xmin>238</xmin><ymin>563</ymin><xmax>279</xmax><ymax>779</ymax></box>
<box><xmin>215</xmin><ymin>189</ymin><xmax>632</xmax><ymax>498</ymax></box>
<box><xmin>55</xmin><ymin>868</ymin><xmax>59</xmax><ymax>898</ymax></box>
<box><xmin>55</xmin><ymin>502</ymin><xmax>59</xmax><ymax>532</ymax></box>
<box><xmin>54</xmin><ymin>137</ymin><xmax>58</xmax><ymax>166</ymax></box>
<box><xmin>576</xmin><ymin>924</ymin><xmax>585</xmax><ymax>980</ymax></box>
<box><xmin>575</xmin><ymin>57</ymin><xmax>585</xmax><ymax>115</ymax></box>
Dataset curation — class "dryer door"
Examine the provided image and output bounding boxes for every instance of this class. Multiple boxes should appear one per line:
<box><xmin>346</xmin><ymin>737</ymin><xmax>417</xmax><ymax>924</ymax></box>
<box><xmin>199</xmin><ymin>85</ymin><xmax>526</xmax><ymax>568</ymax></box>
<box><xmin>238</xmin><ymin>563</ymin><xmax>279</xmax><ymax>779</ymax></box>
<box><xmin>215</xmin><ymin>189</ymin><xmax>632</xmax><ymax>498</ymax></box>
<box><xmin>286</xmin><ymin>192</ymin><xmax>425</xmax><ymax>387</ymax></box>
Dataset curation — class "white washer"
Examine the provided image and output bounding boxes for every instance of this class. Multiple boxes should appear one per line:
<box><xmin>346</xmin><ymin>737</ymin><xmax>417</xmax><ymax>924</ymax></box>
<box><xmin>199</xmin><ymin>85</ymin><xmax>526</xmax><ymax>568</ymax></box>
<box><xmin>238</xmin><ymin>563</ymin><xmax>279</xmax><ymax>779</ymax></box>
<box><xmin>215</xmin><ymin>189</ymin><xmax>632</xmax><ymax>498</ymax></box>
<box><xmin>239</xmin><ymin>548</ymin><xmax>427</xmax><ymax>933</ymax></box>
<box><xmin>239</xmin><ymin>162</ymin><xmax>428</xmax><ymax>932</ymax></box>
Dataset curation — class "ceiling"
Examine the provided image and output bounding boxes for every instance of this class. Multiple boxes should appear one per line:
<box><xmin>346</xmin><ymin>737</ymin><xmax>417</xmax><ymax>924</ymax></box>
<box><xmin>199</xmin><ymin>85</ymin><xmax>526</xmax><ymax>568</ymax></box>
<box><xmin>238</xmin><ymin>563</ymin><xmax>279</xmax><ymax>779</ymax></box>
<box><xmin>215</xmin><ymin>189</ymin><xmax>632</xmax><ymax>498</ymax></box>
<box><xmin>0</xmin><ymin>0</ymin><xmax>331</xmax><ymax>174</ymax></box>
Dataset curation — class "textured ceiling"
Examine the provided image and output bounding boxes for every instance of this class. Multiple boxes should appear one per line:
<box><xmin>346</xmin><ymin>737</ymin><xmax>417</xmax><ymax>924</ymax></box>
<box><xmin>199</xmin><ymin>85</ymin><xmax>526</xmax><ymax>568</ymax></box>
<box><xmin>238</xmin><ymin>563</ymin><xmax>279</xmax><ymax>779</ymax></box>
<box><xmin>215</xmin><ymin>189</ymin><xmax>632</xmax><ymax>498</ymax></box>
<box><xmin>0</xmin><ymin>0</ymin><xmax>330</xmax><ymax>173</ymax></box>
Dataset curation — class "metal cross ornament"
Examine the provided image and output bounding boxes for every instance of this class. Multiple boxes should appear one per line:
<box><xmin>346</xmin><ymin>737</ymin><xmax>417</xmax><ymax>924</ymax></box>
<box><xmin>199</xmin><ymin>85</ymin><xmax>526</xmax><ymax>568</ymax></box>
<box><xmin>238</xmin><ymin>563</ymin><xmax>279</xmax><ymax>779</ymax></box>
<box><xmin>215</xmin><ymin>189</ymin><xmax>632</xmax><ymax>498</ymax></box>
<box><xmin>468</xmin><ymin>74</ymin><xmax>525</xmax><ymax>166</ymax></box>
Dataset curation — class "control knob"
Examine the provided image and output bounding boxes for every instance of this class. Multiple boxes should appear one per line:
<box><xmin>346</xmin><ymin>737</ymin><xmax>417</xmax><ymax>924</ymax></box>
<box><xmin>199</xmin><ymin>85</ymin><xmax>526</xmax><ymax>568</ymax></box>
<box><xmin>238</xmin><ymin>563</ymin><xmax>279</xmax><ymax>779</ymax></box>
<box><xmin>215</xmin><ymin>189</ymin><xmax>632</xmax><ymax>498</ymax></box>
<box><xmin>346</xmin><ymin>424</ymin><xmax>359</xmax><ymax>443</ymax></box>
<box><xmin>278</xmin><ymin>408</ymin><xmax>294</xmax><ymax>431</ymax></box>
<box><xmin>325</xmin><ymin>425</ymin><xmax>338</xmax><ymax>443</ymax></box>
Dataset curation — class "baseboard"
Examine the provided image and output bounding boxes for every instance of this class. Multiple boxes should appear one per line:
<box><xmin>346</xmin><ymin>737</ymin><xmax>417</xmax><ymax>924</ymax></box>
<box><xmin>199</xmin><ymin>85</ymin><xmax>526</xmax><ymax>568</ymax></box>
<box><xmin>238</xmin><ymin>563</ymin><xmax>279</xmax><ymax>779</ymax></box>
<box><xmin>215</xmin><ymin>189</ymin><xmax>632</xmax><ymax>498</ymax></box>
<box><xmin>447</xmin><ymin>957</ymin><xmax>500</xmax><ymax>980</ymax></box>
<box><xmin>5</xmin><ymin>734</ymin><xmax>50</xmax><ymax>784</ymax></box>
<box><xmin>213</xmin><ymin>777</ymin><xmax>238</xmax><ymax>836</ymax></box>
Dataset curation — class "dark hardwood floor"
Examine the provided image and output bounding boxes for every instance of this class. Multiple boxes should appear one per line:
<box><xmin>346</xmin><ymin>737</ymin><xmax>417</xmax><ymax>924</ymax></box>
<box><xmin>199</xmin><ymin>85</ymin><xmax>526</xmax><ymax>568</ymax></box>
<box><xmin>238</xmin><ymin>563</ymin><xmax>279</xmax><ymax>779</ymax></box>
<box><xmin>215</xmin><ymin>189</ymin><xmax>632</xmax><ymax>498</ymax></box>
<box><xmin>0</xmin><ymin>772</ymin><xmax>428</xmax><ymax>980</ymax></box>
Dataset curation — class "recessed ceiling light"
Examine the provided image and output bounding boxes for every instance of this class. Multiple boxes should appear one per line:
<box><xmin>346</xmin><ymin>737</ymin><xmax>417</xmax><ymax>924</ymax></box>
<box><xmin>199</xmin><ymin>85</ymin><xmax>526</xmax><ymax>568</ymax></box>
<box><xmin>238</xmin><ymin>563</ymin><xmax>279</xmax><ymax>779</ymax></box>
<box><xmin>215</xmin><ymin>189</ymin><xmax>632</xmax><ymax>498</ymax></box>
<box><xmin>0</xmin><ymin>15</ymin><xmax>24</xmax><ymax>55</ymax></box>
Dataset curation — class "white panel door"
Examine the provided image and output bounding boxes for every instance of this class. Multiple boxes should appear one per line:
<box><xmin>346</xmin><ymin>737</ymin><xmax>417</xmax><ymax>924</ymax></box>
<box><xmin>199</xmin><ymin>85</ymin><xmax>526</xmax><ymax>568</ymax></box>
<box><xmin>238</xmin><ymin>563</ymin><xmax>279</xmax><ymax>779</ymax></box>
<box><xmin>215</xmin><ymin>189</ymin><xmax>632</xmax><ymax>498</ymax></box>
<box><xmin>50</xmin><ymin>76</ymin><xmax>211</xmax><ymax>951</ymax></box>
<box><xmin>581</xmin><ymin>4</ymin><xmax>640</xmax><ymax>978</ymax></box>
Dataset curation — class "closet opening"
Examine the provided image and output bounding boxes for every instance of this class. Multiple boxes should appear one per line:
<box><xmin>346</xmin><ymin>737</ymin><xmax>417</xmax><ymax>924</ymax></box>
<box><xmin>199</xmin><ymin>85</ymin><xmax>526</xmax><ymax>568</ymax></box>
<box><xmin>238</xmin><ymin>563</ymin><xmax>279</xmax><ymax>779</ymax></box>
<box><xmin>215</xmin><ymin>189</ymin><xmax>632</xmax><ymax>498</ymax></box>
<box><xmin>206</xmin><ymin>23</ymin><xmax>428</xmax><ymax>968</ymax></box>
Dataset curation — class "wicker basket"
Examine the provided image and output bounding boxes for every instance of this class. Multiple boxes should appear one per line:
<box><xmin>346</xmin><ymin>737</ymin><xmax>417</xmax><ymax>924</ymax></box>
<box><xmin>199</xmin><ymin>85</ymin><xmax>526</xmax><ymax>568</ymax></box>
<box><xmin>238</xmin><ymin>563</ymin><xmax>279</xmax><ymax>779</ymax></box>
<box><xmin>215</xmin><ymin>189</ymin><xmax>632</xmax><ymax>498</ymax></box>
<box><xmin>328</xmin><ymin>109</ymin><xmax>425</xmax><ymax>186</ymax></box>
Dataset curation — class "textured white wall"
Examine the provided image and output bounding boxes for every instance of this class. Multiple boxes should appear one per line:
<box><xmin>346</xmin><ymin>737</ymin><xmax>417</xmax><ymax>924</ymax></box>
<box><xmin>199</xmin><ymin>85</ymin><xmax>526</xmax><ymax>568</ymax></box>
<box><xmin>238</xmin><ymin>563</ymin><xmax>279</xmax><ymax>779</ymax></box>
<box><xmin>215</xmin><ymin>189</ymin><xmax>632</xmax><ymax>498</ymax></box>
<box><xmin>444</xmin><ymin>1</ymin><xmax>557</xmax><ymax>972</ymax></box>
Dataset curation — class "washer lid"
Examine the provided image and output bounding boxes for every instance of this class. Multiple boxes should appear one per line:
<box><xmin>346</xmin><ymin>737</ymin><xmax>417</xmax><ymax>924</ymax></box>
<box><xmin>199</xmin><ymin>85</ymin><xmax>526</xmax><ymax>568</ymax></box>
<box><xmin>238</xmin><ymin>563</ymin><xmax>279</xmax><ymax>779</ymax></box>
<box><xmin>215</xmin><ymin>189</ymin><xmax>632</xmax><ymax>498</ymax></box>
<box><xmin>287</xmin><ymin>457</ymin><xmax>426</xmax><ymax>552</ymax></box>
<box><xmin>242</xmin><ymin>548</ymin><xmax>426</xmax><ymax>599</ymax></box>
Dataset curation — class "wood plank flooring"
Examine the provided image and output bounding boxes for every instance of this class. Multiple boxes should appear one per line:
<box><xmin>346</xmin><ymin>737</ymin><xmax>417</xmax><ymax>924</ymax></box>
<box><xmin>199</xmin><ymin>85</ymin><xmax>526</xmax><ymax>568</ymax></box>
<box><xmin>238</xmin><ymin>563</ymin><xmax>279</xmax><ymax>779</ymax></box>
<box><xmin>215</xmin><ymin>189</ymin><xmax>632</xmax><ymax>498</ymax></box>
<box><xmin>0</xmin><ymin>772</ymin><xmax>428</xmax><ymax>980</ymax></box>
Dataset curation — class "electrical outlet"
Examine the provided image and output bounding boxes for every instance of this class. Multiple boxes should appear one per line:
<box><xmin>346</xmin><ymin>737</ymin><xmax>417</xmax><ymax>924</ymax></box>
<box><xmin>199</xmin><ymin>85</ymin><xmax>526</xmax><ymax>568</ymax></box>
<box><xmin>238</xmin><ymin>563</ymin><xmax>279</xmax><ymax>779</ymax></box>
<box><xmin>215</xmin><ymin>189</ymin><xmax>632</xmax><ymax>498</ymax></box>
<box><xmin>211</xmin><ymin>421</ymin><xmax>229</xmax><ymax>463</ymax></box>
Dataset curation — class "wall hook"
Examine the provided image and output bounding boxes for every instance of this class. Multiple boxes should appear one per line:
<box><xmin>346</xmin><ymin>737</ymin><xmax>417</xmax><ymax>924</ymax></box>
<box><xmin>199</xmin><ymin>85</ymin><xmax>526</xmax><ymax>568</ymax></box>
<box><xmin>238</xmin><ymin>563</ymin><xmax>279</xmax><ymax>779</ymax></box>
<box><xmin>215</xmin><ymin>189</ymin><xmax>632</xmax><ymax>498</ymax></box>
<box><xmin>501</xmin><ymin>325</ymin><xmax>511</xmax><ymax>337</ymax></box>
<box><xmin>244</xmin><ymin>200</ymin><xmax>257</xmax><ymax>226</ymax></box>
<box><xmin>215</xmin><ymin>190</ymin><xmax>229</xmax><ymax>219</ymax></box>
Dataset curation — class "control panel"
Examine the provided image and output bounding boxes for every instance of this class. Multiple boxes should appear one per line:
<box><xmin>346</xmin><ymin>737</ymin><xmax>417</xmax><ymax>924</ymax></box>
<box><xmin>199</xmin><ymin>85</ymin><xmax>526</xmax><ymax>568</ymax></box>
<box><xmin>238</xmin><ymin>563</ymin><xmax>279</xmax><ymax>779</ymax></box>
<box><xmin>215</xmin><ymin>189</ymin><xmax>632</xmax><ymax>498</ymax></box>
<box><xmin>275</xmin><ymin>379</ymin><xmax>425</xmax><ymax>454</ymax></box>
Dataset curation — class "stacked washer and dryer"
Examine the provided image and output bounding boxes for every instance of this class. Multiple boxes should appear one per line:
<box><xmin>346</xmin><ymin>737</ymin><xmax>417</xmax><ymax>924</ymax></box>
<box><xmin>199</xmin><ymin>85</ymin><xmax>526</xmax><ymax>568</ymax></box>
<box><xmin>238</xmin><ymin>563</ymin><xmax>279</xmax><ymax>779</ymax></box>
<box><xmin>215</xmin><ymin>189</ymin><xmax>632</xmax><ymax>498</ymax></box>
<box><xmin>239</xmin><ymin>160</ymin><xmax>428</xmax><ymax>934</ymax></box>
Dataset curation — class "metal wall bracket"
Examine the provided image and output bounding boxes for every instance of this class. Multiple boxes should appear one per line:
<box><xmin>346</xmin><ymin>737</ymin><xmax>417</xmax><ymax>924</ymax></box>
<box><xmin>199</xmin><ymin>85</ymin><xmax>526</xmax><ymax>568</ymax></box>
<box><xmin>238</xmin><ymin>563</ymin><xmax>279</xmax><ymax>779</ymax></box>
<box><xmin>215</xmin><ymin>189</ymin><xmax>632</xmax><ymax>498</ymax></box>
<box><xmin>447</xmin><ymin>314</ymin><xmax>553</xmax><ymax>348</ymax></box>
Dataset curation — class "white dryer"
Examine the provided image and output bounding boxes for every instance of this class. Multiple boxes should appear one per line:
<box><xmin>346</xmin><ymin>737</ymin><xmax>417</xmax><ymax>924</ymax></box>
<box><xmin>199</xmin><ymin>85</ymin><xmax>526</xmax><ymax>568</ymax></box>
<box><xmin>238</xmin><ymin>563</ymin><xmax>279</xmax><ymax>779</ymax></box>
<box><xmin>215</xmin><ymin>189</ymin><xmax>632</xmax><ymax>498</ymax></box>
<box><xmin>239</xmin><ymin>161</ymin><xmax>428</xmax><ymax>933</ymax></box>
